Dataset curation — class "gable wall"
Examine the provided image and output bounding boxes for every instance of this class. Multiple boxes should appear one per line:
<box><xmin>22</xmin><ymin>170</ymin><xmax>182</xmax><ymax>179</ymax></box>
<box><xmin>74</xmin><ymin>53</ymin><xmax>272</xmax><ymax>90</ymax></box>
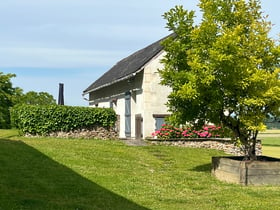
<box><xmin>89</xmin><ymin>72</ymin><xmax>144</xmax><ymax>138</ymax></box>
<box><xmin>142</xmin><ymin>51</ymin><xmax>171</xmax><ymax>138</ymax></box>
<box><xmin>88</xmin><ymin>51</ymin><xmax>171</xmax><ymax>139</ymax></box>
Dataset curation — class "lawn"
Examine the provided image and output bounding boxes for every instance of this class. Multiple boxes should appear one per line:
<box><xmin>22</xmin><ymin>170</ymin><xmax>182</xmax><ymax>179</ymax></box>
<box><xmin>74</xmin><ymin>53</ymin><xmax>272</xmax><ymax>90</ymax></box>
<box><xmin>1</xmin><ymin>129</ymin><xmax>280</xmax><ymax>209</ymax></box>
<box><xmin>261</xmin><ymin>137</ymin><xmax>280</xmax><ymax>158</ymax></box>
<box><xmin>259</xmin><ymin>129</ymin><xmax>280</xmax><ymax>158</ymax></box>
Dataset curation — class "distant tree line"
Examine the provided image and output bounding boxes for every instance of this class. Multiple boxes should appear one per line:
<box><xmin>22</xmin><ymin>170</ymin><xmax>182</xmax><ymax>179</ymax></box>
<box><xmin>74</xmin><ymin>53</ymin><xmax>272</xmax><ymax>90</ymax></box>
<box><xmin>0</xmin><ymin>72</ymin><xmax>56</xmax><ymax>128</ymax></box>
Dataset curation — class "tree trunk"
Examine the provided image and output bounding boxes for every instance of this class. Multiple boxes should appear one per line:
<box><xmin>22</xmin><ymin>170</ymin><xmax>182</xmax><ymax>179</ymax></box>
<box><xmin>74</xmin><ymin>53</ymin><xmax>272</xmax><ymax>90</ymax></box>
<box><xmin>248</xmin><ymin>131</ymin><xmax>258</xmax><ymax>160</ymax></box>
<box><xmin>220</xmin><ymin>115</ymin><xmax>258</xmax><ymax>160</ymax></box>
<box><xmin>239</xmin><ymin>134</ymin><xmax>258</xmax><ymax>160</ymax></box>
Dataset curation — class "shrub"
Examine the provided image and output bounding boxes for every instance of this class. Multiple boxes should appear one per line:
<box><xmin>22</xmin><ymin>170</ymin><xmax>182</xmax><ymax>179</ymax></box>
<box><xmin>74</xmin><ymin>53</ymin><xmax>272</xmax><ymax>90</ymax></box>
<box><xmin>152</xmin><ymin>124</ymin><xmax>183</xmax><ymax>139</ymax></box>
<box><xmin>10</xmin><ymin>105</ymin><xmax>117</xmax><ymax>135</ymax></box>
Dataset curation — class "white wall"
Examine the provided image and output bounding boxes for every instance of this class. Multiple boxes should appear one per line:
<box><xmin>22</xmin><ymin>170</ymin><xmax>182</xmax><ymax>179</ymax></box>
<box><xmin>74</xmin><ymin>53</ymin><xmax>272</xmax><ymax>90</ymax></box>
<box><xmin>88</xmin><ymin>51</ymin><xmax>171</xmax><ymax>139</ymax></box>
<box><xmin>142</xmin><ymin>51</ymin><xmax>171</xmax><ymax>138</ymax></box>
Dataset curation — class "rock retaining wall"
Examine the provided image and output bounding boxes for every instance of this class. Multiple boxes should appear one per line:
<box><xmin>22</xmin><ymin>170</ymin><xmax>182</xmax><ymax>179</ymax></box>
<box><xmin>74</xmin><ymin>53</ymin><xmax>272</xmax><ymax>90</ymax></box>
<box><xmin>146</xmin><ymin>138</ymin><xmax>262</xmax><ymax>156</ymax></box>
<box><xmin>48</xmin><ymin>126</ymin><xmax>118</xmax><ymax>139</ymax></box>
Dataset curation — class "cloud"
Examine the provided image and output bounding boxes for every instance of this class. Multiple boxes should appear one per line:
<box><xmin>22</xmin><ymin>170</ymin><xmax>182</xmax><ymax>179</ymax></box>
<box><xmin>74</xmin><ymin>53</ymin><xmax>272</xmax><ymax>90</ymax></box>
<box><xmin>0</xmin><ymin>0</ymin><xmax>201</xmax><ymax>70</ymax></box>
<box><xmin>1</xmin><ymin>0</ymin><xmax>278</xmax><ymax>107</ymax></box>
<box><xmin>0</xmin><ymin>47</ymin><xmax>130</xmax><ymax>68</ymax></box>
<box><xmin>0</xmin><ymin>20</ymin><xmax>170</xmax><ymax>69</ymax></box>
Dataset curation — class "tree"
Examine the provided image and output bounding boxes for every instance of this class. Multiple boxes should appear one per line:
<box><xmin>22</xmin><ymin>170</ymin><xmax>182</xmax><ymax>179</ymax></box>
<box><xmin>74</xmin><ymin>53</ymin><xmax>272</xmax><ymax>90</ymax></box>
<box><xmin>18</xmin><ymin>91</ymin><xmax>56</xmax><ymax>105</ymax></box>
<box><xmin>0</xmin><ymin>72</ymin><xmax>16</xmax><ymax>128</ymax></box>
<box><xmin>0</xmin><ymin>72</ymin><xmax>56</xmax><ymax>128</ymax></box>
<box><xmin>160</xmin><ymin>0</ymin><xmax>280</xmax><ymax>160</ymax></box>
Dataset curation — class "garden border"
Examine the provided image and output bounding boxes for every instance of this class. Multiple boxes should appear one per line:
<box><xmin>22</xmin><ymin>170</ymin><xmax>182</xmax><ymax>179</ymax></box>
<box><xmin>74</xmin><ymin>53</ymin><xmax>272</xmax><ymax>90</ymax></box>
<box><xmin>146</xmin><ymin>138</ymin><xmax>262</xmax><ymax>156</ymax></box>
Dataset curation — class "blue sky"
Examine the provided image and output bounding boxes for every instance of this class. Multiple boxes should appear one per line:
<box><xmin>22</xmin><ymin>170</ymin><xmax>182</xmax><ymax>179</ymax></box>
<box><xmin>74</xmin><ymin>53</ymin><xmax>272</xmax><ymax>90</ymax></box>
<box><xmin>1</xmin><ymin>0</ymin><xmax>279</xmax><ymax>106</ymax></box>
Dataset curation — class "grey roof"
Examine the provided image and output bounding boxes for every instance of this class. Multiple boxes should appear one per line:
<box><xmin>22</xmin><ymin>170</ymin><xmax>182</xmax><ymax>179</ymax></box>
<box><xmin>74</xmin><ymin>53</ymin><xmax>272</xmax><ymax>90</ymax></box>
<box><xmin>83</xmin><ymin>36</ymin><xmax>168</xmax><ymax>94</ymax></box>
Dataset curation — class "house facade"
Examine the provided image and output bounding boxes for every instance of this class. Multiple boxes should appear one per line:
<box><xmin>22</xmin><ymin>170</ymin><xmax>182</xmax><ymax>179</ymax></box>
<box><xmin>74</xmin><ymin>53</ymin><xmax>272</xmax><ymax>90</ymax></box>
<box><xmin>83</xmin><ymin>36</ymin><xmax>171</xmax><ymax>139</ymax></box>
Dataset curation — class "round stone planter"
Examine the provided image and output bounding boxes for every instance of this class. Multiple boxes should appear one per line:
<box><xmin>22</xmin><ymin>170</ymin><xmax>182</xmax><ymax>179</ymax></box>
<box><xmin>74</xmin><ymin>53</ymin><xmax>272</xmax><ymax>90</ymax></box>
<box><xmin>212</xmin><ymin>156</ymin><xmax>280</xmax><ymax>186</ymax></box>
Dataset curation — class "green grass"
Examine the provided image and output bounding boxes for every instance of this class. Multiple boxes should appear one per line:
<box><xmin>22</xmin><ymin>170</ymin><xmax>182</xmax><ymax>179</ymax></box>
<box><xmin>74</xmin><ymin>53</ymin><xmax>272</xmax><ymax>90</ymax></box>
<box><xmin>1</xmin><ymin>129</ymin><xmax>280</xmax><ymax>209</ymax></box>
<box><xmin>0</xmin><ymin>129</ymin><xmax>19</xmax><ymax>138</ymax></box>
<box><xmin>260</xmin><ymin>129</ymin><xmax>280</xmax><ymax>134</ymax></box>
<box><xmin>261</xmin><ymin>137</ymin><xmax>280</xmax><ymax>158</ymax></box>
<box><xmin>262</xmin><ymin>137</ymin><xmax>280</xmax><ymax>147</ymax></box>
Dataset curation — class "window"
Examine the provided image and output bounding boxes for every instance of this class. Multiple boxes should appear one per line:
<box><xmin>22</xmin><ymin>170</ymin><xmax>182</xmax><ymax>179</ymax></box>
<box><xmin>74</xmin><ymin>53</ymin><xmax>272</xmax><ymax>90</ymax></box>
<box><xmin>155</xmin><ymin>118</ymin><xmax>165</xmax><ymax>131</ymax></box>
<box><xmin>153</xmin><ymin>114</ymin><xmax>169</xmax><ymax>131</ymax></box>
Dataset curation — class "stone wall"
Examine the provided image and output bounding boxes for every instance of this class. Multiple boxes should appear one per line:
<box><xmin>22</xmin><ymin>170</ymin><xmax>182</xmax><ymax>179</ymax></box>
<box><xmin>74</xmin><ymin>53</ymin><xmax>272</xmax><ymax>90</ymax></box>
<box><xmin>146</xmin><ymin>138</ymin><xmax>262</xmax><ymax>156</ymax></box>
<box><xmin>48</xmin><ymin>126</ymin><xmax>119</xmax><ymax>139</ymax></box>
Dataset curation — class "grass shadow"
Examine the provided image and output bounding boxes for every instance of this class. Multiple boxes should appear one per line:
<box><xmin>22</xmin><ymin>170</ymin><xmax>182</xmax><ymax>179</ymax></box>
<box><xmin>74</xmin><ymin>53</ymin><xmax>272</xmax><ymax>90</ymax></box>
<box><xmin>191</xmin><ymin>163</ymin><xmax>212</xmax><ymax>172</ymax></box>
<box><xmin>0</xmin><ymin>139</ymin><xmax>148</xmax><ymax>210</ymax></box>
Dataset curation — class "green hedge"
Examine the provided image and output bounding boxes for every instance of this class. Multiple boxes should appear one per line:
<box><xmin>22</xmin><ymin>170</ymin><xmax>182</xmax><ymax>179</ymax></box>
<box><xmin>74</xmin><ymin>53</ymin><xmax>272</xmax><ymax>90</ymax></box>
<box><xmin>10</xmin><ymin>105</ymin><xmax>117</xmax><ymax>135</ymax></box>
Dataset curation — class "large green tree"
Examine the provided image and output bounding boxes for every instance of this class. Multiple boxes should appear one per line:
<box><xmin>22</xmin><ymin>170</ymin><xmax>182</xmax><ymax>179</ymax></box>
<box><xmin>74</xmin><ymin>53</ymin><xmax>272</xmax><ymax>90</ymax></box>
<box><xmin>160</xmin><ymin>0</ymin><xmax>280</xmax><ymax>159</ymax></box>
<box><xmin>0</xmin><ymin>72</ymin><xmax>56</xmax><ymax>128</ymax></box>
<box><xmin>0</xmin><ymin>72</ymin><xmax>16</xmax><ymax>128</ymax></box>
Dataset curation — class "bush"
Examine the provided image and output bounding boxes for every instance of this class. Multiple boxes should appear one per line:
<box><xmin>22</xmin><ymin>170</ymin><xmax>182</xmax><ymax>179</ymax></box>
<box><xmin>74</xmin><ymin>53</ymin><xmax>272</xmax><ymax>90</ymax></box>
<box><xmin>10</xmin><ymin>105</ymin><xmax>117</xmax><ymax>135</ymax></box>
<box><xmin>151</xmin><ymin>124</ymin><xmax>183</xmax><ymax>139</ymax></box>
<box><xmin>152</xmin><ymin>124</ymin><xmax>231</xmax><ymax>140</ymax></box>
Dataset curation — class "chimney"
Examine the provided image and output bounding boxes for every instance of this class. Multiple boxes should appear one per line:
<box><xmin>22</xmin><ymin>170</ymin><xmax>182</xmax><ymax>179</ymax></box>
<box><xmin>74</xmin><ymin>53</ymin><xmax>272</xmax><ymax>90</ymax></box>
<box><xmin>58</xmin><ymin>83</ymin><xmax>64</xmax><ymax>105</ymax></box>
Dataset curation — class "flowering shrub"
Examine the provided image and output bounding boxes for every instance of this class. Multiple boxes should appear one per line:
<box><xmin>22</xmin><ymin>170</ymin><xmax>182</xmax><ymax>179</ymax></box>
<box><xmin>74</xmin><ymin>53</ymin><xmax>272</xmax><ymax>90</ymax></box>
<box><xmin>152</xmin><ymin>124</ymin><xmax>230</xmax><ymax>139</ymax></box>
<box><xmin>152</xmin><ymin>124</ymin><xmax>183</xmax><ymax>139</ymax></box>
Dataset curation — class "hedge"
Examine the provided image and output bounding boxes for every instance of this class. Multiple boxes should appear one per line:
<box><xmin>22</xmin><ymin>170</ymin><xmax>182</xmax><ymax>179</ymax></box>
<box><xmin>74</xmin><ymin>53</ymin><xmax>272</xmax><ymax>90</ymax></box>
<box><xmin>10</xmin><ymin>105</ymin><xmax>117</xmax><ymax>135</ymax></box>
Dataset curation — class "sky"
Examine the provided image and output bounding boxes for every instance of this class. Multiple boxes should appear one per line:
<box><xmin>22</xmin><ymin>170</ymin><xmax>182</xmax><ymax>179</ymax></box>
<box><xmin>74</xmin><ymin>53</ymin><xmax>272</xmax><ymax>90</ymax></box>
<box><xmin>1</xmin><ymin>0</ymin><xmax>279</xmax><ymax>106</ymax></box>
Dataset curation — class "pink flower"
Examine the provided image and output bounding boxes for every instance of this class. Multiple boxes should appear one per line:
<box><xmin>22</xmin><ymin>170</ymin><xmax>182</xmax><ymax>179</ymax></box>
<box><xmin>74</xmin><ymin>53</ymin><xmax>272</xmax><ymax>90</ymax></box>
<box><xmin>199</xmin><ymin>131</ymin><xmax>209</xmax><ymax>138</ymax></box>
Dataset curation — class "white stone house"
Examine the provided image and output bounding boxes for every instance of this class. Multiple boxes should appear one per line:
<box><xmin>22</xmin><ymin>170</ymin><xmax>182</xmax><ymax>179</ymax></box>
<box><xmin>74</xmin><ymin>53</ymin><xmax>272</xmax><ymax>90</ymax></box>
<box><xmin>83</xmin><ymin>36</ymin><xmax>171</xmax><ymax>139</ymax></box>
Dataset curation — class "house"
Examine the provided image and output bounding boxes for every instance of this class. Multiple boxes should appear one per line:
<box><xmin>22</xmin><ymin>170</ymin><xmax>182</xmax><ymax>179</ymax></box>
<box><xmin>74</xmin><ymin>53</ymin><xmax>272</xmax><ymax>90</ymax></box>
<box><xmin>83</xmin><ymin>36</ymin><xmax>171</xmax><ymax>139</ymax></box>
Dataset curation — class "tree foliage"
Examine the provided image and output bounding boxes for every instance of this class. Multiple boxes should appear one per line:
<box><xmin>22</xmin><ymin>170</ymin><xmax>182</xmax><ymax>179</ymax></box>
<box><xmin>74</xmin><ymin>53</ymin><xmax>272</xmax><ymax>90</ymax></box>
<box><xmin>0</xmin><ymin>72</ymin><xmax>56</xmax><ymax>128</ymax></box>
<box><xmin>160</xmin><ymin>0</ymin><xmax>280</xmax><ymax>159</ymax></box>
<box><xmin>17</xmin><ymin>91</ymin><xmax>56</xmax><ymax>105</ymax></box>
<box><xmin>0</xmin><ymin>72</ymin><xmax>16</xmax><ymax>128</ymax></box>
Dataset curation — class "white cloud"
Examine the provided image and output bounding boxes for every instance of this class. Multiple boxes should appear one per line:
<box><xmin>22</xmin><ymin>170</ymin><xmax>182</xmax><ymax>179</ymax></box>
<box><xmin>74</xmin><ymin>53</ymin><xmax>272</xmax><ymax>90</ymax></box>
<box><xmin>0</xmin><ymin>47</ymin><xmax>129</xmax><ymax>68</ymax></box>
<box><xmin>0</xmin><ymin>0</ymin><xmax>278</xmax><ymax>106</ymax></box>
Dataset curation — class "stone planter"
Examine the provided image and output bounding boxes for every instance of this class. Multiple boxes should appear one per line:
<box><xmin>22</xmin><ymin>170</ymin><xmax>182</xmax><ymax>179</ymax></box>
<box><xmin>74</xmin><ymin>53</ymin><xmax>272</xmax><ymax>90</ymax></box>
<box><xmin>212</xmin><ymin>156</ymin><xmax>280</xmax><ymax>185</ymax></box>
